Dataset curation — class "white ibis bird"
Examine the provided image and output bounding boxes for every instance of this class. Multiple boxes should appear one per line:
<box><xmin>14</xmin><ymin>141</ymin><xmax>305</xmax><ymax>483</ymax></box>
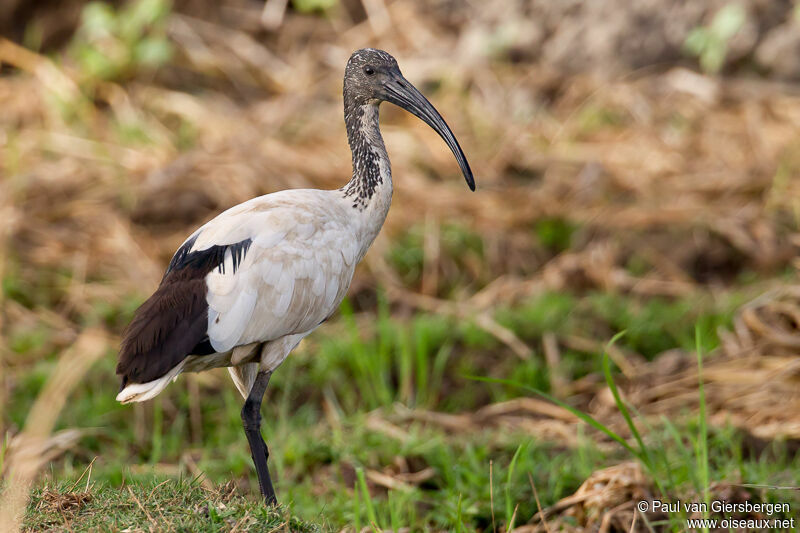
<box><xmin>115</xmin><ymin>48</ymin><xmax>475</xmax><ymax>505</ymax></box>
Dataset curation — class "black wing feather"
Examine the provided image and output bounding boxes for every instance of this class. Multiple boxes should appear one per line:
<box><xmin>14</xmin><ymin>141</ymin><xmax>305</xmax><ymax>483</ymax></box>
<box><xmin>116</xmin><ymin>236</ymin><xmax>252</xmax><ymax>388</ymax></box>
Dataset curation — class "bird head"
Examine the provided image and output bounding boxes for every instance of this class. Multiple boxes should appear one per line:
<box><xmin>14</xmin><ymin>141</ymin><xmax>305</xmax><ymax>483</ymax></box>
<box><xmin>344</xmin><ymin>48</ymin><xmax>475</xmax><ymax>191</ymax></box>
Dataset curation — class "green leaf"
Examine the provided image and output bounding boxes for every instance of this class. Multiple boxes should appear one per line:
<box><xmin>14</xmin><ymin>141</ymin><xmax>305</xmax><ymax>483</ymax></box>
<box><xmin>77</xmin><ymin>46</ymin><xmax>119</xmax><ymax>80</ymax></box>
<box><xmin>684</xmin><ymin>28</ymin><xmax>710</xmax><ymax>56</ymax></box>
<box><xmin>134</xmin><ymin>37</ymin><xmax>172</xmax><ymax>67</ymax></box>
<box><xmin>701</xmin><ymin>42</ymin><xmax>726</xmax><ymax>74</ymax></box>
<box><xmin>81</xmin><ymin>2</ymin><xmax>117</xmax><ymax>39</ymax></box>
<box><xmin>292</xmin><ymin>0</ymin><xmax>337</xmax><ymax>14</ymax></box>
<box><xmin>710</xmin><ymin>4</ymin><xmax>746</xmax><ymax>41</ymax></box>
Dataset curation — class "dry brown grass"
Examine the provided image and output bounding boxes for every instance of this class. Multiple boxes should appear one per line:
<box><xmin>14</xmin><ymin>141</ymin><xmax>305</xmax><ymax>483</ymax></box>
<box><xmin>1</xmin><ymin>3</ymin><xmax>797</xmax><ymax>323</ymax></box>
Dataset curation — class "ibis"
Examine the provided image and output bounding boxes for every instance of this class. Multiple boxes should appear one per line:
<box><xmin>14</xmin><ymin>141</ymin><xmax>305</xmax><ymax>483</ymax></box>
<box><xmin>115</xmin><ymin>48</ymin><xmax>475</xmax><ymax>505</ymax></box>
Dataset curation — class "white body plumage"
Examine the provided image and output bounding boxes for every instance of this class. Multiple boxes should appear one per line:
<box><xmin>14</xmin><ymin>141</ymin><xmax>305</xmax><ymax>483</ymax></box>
<box><xmin>114</xmin><ymin>46</ymin><xmax>474</xmax><ymax>409</ymax></box>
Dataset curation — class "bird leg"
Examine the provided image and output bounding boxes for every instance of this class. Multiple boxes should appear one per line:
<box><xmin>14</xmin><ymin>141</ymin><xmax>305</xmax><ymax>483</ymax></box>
<box><xmin>240</xmin><ymin>370</ymin><xmax>277</xmax><ymax>505</ymax></box>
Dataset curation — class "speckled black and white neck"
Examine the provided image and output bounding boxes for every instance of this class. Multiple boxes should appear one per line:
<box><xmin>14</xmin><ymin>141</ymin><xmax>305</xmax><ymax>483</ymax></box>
<box><xmin>341</xmin><ymin>101</ymin><xmax>392</xmax><ymax>211</ymax></box>
<box><xmin>339</xmin><ymin>48</ymin><xmax>397</xmax><ymax>211</ymax></box>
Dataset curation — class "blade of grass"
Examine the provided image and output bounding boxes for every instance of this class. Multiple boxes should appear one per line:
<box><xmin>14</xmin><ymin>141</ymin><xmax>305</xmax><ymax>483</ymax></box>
<box><xmin>619</xmin><ymin>399</ymin><xmax>675</xmax><ymax>487</ymax></box>
<box><xmin>468</xmin><ymin>375</ymin><xmax>642</xmax><ymax>460</ymax></box>
<box><xmin>389</xmin><ymin>490</ymin><xmax>399</xmax><ymax>532</ymax></box>
<box><xmin>505</xmin><ymin>442</ymin><xmax>525</xmax><ymax>529</ymax></box>
<box><xmin>414</xmin><ymin>324</ymin><xmax>430</xmax><ymax>407</ymax></box>
<box><xmin>600</xmin><ymin>332</ymin><xmax>651</xmax><ymax>464</ymax></box>
<box><xmin>696</xmin><ymin>326</ymin><xmax>710</xmax><ymax>531</ymax></box>
<box><xmin>356</xmin><ymin>466</ymin><xmax>378</xmax><ymax>531</ymax></box>
<box><xmin>658</xmin><ymin>415</ymin><xmax>689</xmax><ymax>492</ymax></box>
<box><xmin>489</xmin><ymin>459</ymin><xmax>496</xmax><ymax>533</ymax></box>
<box><xmin>0</xmin><ymin>434</ymin><xmax>8</xmax><ymax>474</ymax></box>
<box><xmin>353</xmin><ymin>472</ymin><xmax>362</xmax><ymax>532</ymax></box>
<box><xmin>456</xmin><ymin>493</ymin><xmax>465</xmax><ymax>533</ymax></box>
<box><xmin>598</xmin><ymin>332</ymin><xmax>672</xmax><ymax>497</ymax></box>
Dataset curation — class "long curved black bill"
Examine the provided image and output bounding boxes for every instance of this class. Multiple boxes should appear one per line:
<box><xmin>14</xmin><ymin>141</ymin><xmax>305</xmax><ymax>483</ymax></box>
<box><xmin>383</xmin><ymin>74</ymin><xmax>475</xmax><ymax>191</ymax></box>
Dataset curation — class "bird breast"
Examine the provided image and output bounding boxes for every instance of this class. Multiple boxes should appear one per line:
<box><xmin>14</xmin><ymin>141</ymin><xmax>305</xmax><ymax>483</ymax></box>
<box><xmin>197</xmin><ymin>189</ymin><xmax>366</xmax><ymax>354</ymax></box>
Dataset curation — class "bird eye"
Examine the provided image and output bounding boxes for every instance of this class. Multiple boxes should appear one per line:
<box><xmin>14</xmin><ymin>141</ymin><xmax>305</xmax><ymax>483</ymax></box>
<box><xmin>364</xmin><ymin>66</ymin><xmax>375</xmax><ymax>76</ymax></box>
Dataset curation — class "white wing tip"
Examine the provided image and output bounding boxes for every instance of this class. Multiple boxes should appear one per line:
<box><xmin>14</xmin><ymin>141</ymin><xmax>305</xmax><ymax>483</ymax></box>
<box><xmin>116</xmin><ymin>362</ymin><xmax>185</xmax><ymax>404</ymax></box>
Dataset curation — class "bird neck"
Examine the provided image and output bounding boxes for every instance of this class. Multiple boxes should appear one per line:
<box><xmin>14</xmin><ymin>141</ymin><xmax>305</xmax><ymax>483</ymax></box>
<box><xmin>341</xmin><ymin>102</ymin><xmax>393</xmax><ymax>212</ymax></box>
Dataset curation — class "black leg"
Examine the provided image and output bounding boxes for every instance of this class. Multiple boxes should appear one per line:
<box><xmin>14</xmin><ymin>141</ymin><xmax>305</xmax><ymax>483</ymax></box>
<box><xmin>240</xmin><ymin>370</ymin><xmax>277</xmax><ymax>505</ymax></box>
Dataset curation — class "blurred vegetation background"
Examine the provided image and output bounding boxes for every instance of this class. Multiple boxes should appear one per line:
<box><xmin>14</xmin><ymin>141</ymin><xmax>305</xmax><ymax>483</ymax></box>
<box><xmin>0</xmin><ymin>0</ymin><xmax>799</xmax><ymax>531</ymax></box>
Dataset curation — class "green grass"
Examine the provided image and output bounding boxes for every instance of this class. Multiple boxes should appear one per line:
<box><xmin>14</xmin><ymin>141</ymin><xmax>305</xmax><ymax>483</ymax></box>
<box><xmin>472</xmin><ymin>329</ymin><xmax>800</xmax><ymax>531</ymax></box>
<box><xmin>6</xmin><ymin>289</ymin><xmax>800</xmax><ymax>531</ymax></box>
<box><xmin>24</xmin><ymin>478</ymin><xmax>317</xmax><ymax>532</ymax></box>
<box><xmin>386</xmin><ymin>223</ymin><xmax>486</xmax><ymax>295</ymax></box>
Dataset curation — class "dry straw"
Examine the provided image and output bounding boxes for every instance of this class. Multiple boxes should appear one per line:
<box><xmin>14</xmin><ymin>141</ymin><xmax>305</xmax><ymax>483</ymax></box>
<box><xmin>0</xmin><ymin>329</ymin><xmax>108</xmax><ymax>533</ymax></box>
